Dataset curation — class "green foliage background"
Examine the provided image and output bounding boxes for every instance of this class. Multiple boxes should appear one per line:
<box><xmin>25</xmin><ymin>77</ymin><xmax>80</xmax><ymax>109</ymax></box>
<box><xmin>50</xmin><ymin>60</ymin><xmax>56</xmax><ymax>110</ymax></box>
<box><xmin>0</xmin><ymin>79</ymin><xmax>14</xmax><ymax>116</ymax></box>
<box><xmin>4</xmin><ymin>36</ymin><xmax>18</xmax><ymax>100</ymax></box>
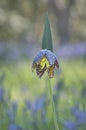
<box><xmin>0</xmin><ymin>0</ymin><xmax>86</xmax><ymax>42</ymax></box>
<box><xmin>0</xmin><ymin>59</ymin><xmax>86</xmax><ymax>130</ymax></box>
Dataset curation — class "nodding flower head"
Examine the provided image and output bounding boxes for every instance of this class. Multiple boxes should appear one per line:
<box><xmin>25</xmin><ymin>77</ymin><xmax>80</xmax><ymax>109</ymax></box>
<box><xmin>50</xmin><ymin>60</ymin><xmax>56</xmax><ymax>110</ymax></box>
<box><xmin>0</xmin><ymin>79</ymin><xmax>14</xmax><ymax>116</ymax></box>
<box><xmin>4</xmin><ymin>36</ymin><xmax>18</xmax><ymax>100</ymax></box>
<box><xmin>32</xmin><ymin>49</ymin><xmax>59</xmax><ymax>78</ymax></box>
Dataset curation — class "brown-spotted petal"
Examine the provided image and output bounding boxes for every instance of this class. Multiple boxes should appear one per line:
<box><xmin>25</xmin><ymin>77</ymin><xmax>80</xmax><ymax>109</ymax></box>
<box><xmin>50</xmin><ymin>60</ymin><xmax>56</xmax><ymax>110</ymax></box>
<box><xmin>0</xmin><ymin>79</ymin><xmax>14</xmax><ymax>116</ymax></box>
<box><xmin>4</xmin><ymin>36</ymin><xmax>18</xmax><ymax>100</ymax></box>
<box><xmin>47</xmin><ymin>66</ymin><xmax>55</xmax><ymax>78</ymax></box>
<box><xmin>36</xmin><ymin>64</ymin><xmax>47</xmax><ymax>78</ymax></box>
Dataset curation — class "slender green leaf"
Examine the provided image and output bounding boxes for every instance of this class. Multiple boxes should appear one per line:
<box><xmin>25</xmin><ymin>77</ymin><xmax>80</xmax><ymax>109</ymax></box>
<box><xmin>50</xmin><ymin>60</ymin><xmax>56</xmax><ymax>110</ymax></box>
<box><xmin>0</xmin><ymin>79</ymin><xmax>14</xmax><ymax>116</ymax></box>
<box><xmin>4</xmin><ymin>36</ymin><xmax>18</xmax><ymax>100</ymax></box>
<box><xmin>42</xmin><ymin>13</ymin><xmax>53</xmax><ymax>52</ymax></box>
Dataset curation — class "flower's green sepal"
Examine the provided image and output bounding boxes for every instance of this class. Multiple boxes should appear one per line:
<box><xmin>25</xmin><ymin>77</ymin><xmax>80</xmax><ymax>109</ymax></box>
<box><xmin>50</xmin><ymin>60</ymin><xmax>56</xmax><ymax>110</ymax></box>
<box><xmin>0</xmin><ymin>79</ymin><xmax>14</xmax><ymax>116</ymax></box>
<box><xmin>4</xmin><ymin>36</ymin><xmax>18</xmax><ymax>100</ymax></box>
<box><xmin>42</xmin><ymin>13</ymin><xmax>53</xmax><ymax>52</ymax></box>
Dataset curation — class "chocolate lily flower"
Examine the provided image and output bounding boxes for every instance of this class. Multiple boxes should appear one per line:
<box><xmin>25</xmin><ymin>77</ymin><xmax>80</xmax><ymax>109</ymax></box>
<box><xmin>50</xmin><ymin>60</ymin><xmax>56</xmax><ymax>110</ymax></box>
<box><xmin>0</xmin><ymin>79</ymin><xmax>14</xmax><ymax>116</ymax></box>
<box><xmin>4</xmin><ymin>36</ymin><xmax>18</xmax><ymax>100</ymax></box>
<box><xmin>32</xmin><ymin>49</ymin><xmax>59</xmax><ymax>78</ymax></box>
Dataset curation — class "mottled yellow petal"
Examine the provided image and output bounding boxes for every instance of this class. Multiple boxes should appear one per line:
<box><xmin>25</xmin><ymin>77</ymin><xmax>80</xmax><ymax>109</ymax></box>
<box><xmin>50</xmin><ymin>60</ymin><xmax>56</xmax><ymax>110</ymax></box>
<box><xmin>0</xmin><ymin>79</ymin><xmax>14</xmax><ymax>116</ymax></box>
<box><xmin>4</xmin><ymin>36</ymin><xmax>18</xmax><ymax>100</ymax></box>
<box><xmin>39</xmin><ymin>56</ymin><xmax>50</xmax><ymax>69</ymax></box>
<box><xmin>36</xmin><ymin>64</ymin><xmax>46</xmax><ymax>78</ymax></box>
<box><xmin>47</xmin><ymin>66</ymin><xmax>54</xmax><ymax>78</ymax></box>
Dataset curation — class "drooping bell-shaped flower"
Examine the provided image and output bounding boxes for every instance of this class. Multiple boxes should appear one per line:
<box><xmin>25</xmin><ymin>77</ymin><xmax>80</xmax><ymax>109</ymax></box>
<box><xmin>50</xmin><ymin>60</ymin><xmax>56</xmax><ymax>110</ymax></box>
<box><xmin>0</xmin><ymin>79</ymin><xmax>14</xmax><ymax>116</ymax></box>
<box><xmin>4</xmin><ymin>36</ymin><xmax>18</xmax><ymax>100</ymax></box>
<box><xmin>32</xmin><ymin>49</ymin><xmax>59</xmax><ymax>78</ymax></box>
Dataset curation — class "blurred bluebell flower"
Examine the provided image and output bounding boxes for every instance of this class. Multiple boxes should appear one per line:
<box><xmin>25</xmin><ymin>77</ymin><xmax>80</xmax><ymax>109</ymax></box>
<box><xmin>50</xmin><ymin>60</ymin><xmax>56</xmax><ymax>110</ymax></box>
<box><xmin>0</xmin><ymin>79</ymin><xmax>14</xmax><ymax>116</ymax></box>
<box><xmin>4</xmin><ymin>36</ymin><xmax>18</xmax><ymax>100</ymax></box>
<box><xmin>32</xmin><ymin>95</ymin><xmax>47</xmax><ymax>119</ymax></box>
<box><xmin>11</xmin><ymin>101</ymin><xmax>18</xmax><ymax>112</ymax></box>
<box><xmin>63</xmin><ymin>120</ymin><xmax>76</xmax><ymax>130</ymax></box>
<box><xmin>55</xmin><ymin>79</ymin><xmax>64</xmax><ymax>91</ymax></box>
<box><xmin>72</xmin><ymin>105</ymin><xmax>86</xmax><ymax>125</ymax></box>
<box><xmin>8</xmin><ymin>124</ymin><xmax>22</xmax><ymax>130</ymax></box>
<box><xmin>26</xmin><ymin>95</ymin><xmax>47</xmax><ymax>119</ymax></box>
<box><xmin>75</xmin><ymin>111</ymin><xmax>86</xmax><ymax>125</ymax></box>
<box><xmin>0</xmin><ymin>87</ymin><xmax>4</xmax><ymax>101</ymax></box>
<box><xmin>8</xmin><ymin>123</ymin><xmax>18</xmax><ymax>130</ymax></box>
<box><xmin>32</xmin><ymin>49</ymin><xmax>59</xmax><ymax>78</ymax></box>
<box><xmin>7</xmin><ymin>110</ymin><xmax>15</xmax><ymax>121</ymax></box>
<box><xmin>17</xmin><ymin>125</ymin><xmax>22</xmax><ymax>130</ymax></box>
<box><xmin>33</xmin><ymin>95</ymin><xmax>46</xmax><ymax>111</ymax></box>
<box><xmin>26</xmin><ymin>95</ymin><xmax>46</xmax><ymax>112</ymax></box>
<box><xmin>41</xmin><ymin>111</ymin><xmax>47</xmax><ymax>123</ymax></box>
<box><xmin>26</xmin><ymin>100</ymin><xmax>32</xmax><ymax>110</ymax></box>
<box><xmin>71</xmin><ymin>104</ymin><xmax>79</xmax><ymax>115</ymax></box>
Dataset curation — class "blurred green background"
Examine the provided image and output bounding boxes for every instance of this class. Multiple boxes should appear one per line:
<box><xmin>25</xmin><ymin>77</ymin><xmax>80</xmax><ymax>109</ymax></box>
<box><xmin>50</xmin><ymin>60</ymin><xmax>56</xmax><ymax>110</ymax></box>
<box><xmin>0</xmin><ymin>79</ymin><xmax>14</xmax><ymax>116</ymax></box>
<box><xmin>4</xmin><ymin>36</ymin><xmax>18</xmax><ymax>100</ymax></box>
<box><xmin>0</xmin><ymin>0</ymin><xmax>86</xmax><ymax>130</ymax></box>
<box><xmin>0</xmin><ymin>0</ymin><xmax>86</xmax><ymax>42</ymax></box>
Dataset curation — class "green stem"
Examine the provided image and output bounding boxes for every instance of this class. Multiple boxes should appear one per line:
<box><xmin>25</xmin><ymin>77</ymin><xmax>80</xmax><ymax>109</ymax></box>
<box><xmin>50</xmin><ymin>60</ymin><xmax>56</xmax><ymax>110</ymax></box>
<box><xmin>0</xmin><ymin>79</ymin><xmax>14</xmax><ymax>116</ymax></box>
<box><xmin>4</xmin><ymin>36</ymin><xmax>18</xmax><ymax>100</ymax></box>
<box><xmin>48</xmin><ymin>77</ymin><xmax>59</xmax><ymax>130</ymax></box>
